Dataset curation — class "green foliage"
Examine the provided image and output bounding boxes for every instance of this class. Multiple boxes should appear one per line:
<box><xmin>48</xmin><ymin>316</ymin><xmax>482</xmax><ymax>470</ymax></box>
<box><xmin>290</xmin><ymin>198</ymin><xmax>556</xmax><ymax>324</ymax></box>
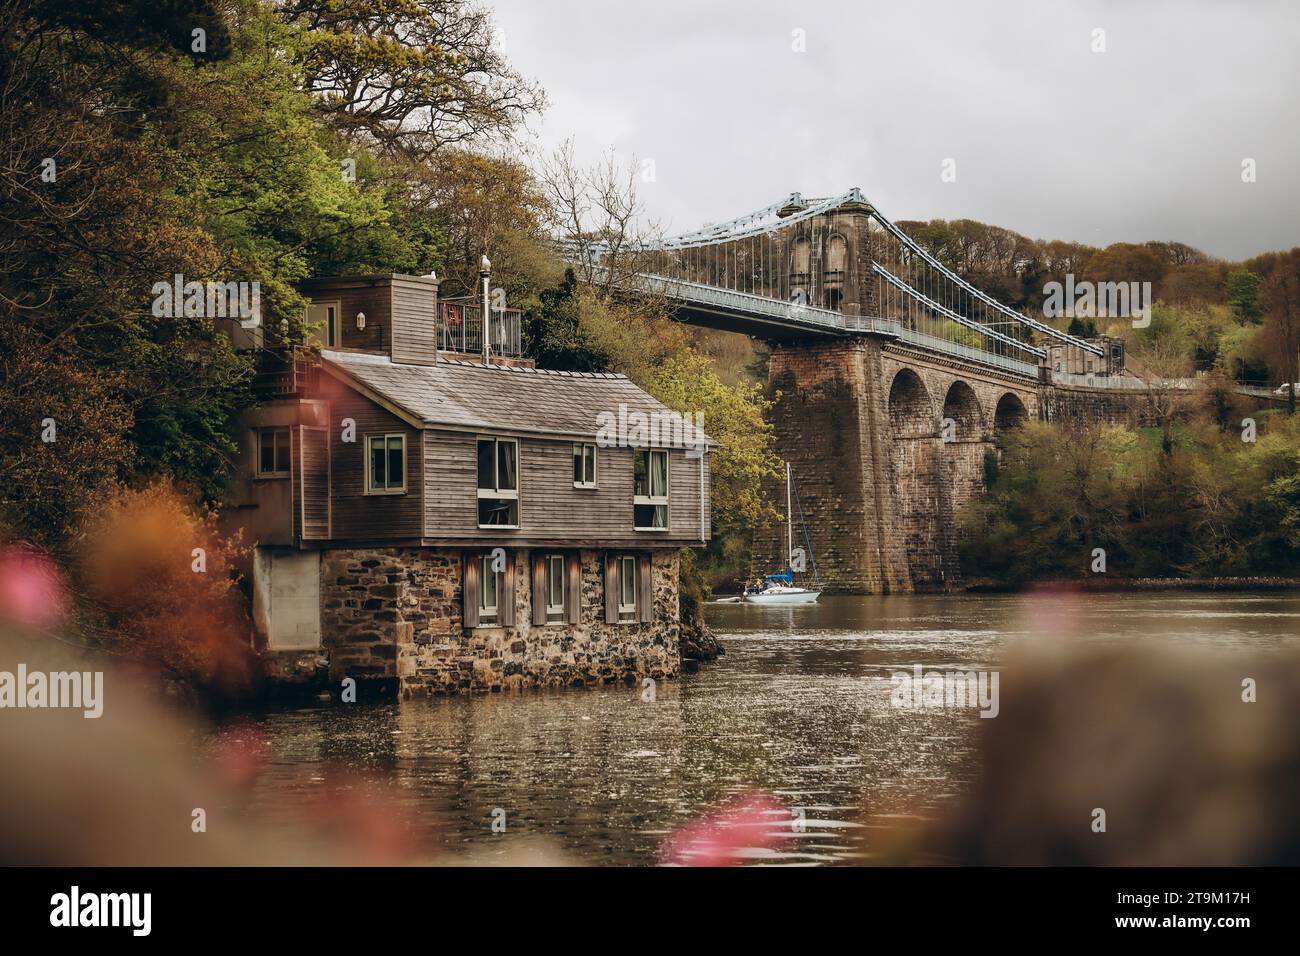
<box><xmin>281</xmin><ymin>0</ymin><xmax>544</xmax><ymax>161</ymax></box>
<box><xmin>1227</xmin><ymin>270</ymin><xmax>1263</xmax><ymax>323</ymax></box>
<box><xmin>522</xmin><ymin>271</ymin><xmax>610</xmax><ymax>372</ymax></box>
<box><xmin>1067</xmin><ymin>316</ymin><xmax>1099</xmax><ymax>338</ymax></box>
<box><xmin>961</xmin><ymin>416</ymin><xmax>1300</xmax><ymax>583</ymax></box>
<box><xmin>646</xmin><ymin>351</ymin><xmax>784</xmax><ymax>538</ymax></box>
<box><xmin>0</xmin><ymin>0</ymin><xmax>499</xmax><ymax>548</ymax></box>
<box><xmin>939</xmin><ymin>319</ymin><xmax>985</xmax><ymax>349</ymax></box>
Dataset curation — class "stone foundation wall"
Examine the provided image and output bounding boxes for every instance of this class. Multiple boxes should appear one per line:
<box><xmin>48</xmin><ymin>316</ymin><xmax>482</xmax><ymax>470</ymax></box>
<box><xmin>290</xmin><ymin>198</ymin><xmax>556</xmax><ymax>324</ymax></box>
<box><xmin>1039</xmin><ymin>385</ymin><xmax>1159</xmax><ymax>428</ymax></box>
<box><xmin>320</xmin><ymin>547</ymin><xmax>680</xmax><ymax>696</ymax></box>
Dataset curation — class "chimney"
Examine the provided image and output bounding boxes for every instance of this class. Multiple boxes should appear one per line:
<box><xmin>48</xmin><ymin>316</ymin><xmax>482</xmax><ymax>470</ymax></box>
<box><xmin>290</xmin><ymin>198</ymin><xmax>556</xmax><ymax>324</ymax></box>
<box><xmin>388</xmin><ymin>271</ymin><xmax>440</xmax><ymax>366</ymax></box>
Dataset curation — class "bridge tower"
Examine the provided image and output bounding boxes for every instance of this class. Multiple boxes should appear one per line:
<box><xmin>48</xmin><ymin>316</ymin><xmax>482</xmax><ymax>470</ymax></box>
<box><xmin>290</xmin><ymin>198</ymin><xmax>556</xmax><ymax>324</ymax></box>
<box><xmin>750</xmin><ymin>197</ymin><xmax>1037</xmax><ymax>593</ymax></box>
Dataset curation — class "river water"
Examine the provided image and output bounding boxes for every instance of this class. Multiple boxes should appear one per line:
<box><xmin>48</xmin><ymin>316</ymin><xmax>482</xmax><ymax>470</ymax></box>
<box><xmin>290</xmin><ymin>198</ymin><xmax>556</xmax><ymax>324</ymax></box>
<box><xmin>233</xmin><ymin>591</ymin><xmax>1300</xmax><ymax>865</ymax></box>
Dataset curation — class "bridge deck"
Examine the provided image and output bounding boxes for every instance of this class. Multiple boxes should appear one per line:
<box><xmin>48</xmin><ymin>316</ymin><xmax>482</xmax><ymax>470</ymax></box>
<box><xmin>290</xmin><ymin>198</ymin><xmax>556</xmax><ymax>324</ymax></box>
<box><xmin>639</xmin><ymin>273</ymin><xmax>1042</xmax><ymax>379</ymax></box>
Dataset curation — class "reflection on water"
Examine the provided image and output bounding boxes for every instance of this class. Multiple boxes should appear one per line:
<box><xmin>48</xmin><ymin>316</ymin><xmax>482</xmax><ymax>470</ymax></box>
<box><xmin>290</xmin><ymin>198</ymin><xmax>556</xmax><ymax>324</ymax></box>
<box><xmin>236</xmin><ymin>592</ymin><xmax>1300</xmax><ymax>865</ymax></box>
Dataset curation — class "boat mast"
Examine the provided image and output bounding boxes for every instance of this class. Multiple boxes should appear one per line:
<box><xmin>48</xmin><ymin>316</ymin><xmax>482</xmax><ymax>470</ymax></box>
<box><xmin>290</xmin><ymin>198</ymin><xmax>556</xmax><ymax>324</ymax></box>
<box><xmin>786</xmin><ymin>461</ymin><xmax>793</xmax><ymax>574</ymax></box>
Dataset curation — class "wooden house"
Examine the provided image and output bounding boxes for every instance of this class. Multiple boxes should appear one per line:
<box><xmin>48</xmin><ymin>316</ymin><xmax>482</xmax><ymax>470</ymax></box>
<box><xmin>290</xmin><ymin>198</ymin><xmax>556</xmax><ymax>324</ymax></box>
<box><xmin>224</xmin><ymin>273</ymin><xmax>711</xmax><ymax>697</ymax></box>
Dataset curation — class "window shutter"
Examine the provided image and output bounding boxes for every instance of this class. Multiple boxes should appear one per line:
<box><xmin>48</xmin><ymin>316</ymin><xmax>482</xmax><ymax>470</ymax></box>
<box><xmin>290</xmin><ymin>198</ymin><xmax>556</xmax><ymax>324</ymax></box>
<box><xmin>462</xmin><ymin>553</ymin><xmax>479</xmax><ymax>629</ymax></box>
<box><xmin>565</xmin><ymin>553</ymin><xmax>582</xmax><ymax>624</ymax></box>
<box><xmin>604</xmin><ymin>553</ymin><xmax>619</xmax><ymax>624</ymax></box>
<box><xmin>531</xmin><ymin>553</ymin><xmax>547</xmax><ymax>626</ymax></box>
<box><xmin>500</xmin><ymin>550</ymin><xmax>516</xmax><ymax>627</ymax></box>
<box><xmin>638</xmin><ymin>555</ymin><xmax>653</xmax><ymax>623</ymax></box>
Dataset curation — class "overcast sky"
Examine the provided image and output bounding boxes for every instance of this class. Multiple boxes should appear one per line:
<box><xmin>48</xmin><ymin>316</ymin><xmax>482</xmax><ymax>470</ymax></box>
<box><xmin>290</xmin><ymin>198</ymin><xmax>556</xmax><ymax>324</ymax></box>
<box><xmin>491</xmin><ymin>0</ymin><xmax>1299</xmax><ymax>260</ymax></box>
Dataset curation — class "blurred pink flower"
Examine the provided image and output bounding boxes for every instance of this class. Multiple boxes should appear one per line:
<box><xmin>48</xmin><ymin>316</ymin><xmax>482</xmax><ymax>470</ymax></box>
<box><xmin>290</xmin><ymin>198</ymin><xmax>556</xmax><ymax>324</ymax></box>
<box><xmin>659</xmin><ymin>792</ymin><xmax>787</xmax><ymax>866</ymax></box>
<box><xmin>0</xmin><ymin>544</ymin><xmax>69</xmax><ymax>630</ymax></box>
<box><xmin>211</xmin><ymin>719</ymin><xmax>268</xmax><ymax>789</ymax></box>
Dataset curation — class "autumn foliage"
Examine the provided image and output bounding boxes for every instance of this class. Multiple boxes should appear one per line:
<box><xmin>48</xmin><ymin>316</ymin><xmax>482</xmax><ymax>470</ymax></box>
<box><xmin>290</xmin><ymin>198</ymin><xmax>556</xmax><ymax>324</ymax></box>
<box><xmin>77</xmin><ymin>483</ymin><xmax>253</xmax><ymax>696</ymax></box>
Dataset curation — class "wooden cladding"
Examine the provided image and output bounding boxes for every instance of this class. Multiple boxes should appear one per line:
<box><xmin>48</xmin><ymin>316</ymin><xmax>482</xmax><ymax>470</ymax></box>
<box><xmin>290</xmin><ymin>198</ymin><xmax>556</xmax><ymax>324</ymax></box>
<box><xmin>603</xmin><ymin>553</ymin><xmax>619</xmax><ymax>624</ymax></box>
<box><xmin>565</xmin><ymin>553</ymin><xmax>581</xmax><ymax>624</ymax></box>
<box><xmin>298</xmin><ymin>425</ymin><xmax>331</xmax><ymax>540</ymax></box>
<box><xmin>423</xmin><ymin>429</ymin><xmax>707</xmax><ymax>545</ymax></box>
<box><xmin>321</xmin><ymin>376</ymin><xmax>422</xmax><ymax>540</ymax></box>
<box><xmin>462</xmin><ymin>553</ymin><xmax>480</xmax><ymax>629</ymax></box>
<box><xmin>531</xmin><ymin>554</ymin><xmax>547</xmax><ymax>626</ymax></box>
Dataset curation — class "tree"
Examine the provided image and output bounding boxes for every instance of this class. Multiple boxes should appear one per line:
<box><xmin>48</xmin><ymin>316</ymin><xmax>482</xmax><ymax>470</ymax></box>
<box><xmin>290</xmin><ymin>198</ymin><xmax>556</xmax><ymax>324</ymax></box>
<box><xmin>0</xmin><ymin>0</ymin><xmax>460</xmax><ymax>550</ymax></box>
<box><xmin>0</xmin><ymin>0</ymin><xmax>248</xmax><ymax>540</ymax></box>
<box><xmin>280</xmin><ymin>0</ymin><xmax>544</xmax><ymax>161</ymax></box>
<box><xmin>1067</xmin><ymin>316</ymin><xmax>1099</xmax><ymax>338</ymax></box>
<box><xmin>1083</xmin><ymin>242</ymin><xmax>1168</xmax><ymax>289</ymax></box>
<box><xmin>1127</xmin><ymin>309</ymin><xmax>1197</xmax><ymax>455</ymax></box>
<box><xmin>1227</xmin><ymin>269</ymin><xmax>1263</xmax><ymax>324</ymax></box>
<box><xmin>412</xmin><ymin>147</ymin><xmax>555</xmax><ymax>298</ymax></box>
<box><xmin>960</xmin><ymin>422</ymin><xmax>1139</xmax><ymax>583</ymax></box>
<box><xmin>537</xmin><ymin>139</ymin><xmax>664</xmax><ymax>300</ymax></box>
<box><xmin>1262</xmin><ymin>250</ymin><xmax>1300</xmax><ymax>414</ymax></box>
<box><xmin>521</xmin><ymin>270</ymin><xmax>609</xmax><ymax>372</ymax></box>
<box><xmin>79</xmin><ymin>482</ymin><xmax>253</xmax><ymax>697</ymax></box>
<box><xmin>646</xmin><ymin>351</ymin><xmax>783</xmax><ymax>539</ymax></box>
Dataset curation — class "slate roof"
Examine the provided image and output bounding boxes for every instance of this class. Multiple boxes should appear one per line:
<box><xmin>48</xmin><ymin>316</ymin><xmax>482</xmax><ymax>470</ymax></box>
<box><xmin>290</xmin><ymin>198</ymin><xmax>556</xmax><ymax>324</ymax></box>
<box><xmin>320</xmin><ymin>350</ymin><xmax>713</xmax><ymax>447</ymax></box>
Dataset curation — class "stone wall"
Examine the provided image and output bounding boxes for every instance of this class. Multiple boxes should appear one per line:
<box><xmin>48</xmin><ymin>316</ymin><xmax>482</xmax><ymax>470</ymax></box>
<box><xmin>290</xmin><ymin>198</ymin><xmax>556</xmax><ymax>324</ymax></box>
<box><xmin>320</xmin><ymin>547</ymin><xmax>680</xmax><ymax>696</ymax></box>
<box><xmin>756</xmin><ymin>339</ymin><xmax>909</xmax><ymax>594</ymax></box>
<box><xmin>754</xmin><ymin>338</ymin><xmax>1038</xmax><ymax>594</ymax></box>
<box><xmin>754</xmin><ymin>339</ymin><xmax>1223</xmax><ymax>595</ymax></box>
<box><xmin>1039</xmin><ymin>384</ymin><xmax>1159</xmax><ymax>428</ymax></box>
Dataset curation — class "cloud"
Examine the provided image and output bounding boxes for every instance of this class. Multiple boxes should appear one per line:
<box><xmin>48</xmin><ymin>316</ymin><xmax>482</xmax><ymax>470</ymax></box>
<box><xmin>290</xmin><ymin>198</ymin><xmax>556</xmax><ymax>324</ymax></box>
<box><xmin>493</xmin><ymin>0</ymin><xmax>1299</xmax><ymax>259</ymax></box>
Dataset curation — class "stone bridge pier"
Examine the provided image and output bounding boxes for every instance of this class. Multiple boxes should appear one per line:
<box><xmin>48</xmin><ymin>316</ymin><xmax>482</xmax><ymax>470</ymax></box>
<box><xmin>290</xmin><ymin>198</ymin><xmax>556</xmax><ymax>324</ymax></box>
<box><xmin>756</xmin><ymin>337</ymin><xmax>1037</xmax><ymax>593</ymax></box>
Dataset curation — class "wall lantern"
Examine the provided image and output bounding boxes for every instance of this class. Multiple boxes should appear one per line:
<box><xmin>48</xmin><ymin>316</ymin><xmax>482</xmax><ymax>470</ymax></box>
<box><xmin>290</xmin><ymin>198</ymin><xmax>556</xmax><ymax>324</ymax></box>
<box><xmin>355</xmin><ymin>311</ymin><xmax>366</xmax><ymax>331</ymax></box>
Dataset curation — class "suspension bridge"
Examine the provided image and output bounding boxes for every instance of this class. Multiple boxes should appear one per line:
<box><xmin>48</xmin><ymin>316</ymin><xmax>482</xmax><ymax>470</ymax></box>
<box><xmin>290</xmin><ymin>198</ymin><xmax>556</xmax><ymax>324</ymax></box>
<box><xmin>566</xmin><ymin>187</ymin><xmax>1108</xmax><ymax>380</ymax></box>
<box><xmin>560</xmin><ymin>189</ymin><xmax>1271</xmax><ymax>593</ymax></box>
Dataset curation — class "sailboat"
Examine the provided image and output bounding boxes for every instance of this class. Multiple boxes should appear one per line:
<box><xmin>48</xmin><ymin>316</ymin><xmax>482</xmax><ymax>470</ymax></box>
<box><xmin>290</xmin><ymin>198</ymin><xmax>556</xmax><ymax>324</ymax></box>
<box><xmin>744</xmin><ymin>462</ymin><xmax>822</xmax><ymax>604</ymax></box>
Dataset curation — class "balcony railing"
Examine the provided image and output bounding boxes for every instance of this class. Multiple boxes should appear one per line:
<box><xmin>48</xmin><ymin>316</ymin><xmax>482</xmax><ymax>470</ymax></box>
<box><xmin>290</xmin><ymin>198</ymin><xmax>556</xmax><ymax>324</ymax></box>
<box><xmin>251</xmin><ymin>346</ymin><xmax>318</xmax><ymax>397</ymax></box>
<box><xmin>439</xmin><ymin>301</ymin><xmax>522</xmax><ymax>358</ymax></box>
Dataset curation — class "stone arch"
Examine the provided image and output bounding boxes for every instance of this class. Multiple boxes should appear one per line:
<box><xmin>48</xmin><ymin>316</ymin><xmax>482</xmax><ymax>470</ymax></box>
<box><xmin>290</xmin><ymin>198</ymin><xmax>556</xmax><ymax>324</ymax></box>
<box><xmin>823</xmin><ymin>234</ymin><xmax>848</xmax><ymax>310</ymax></box>
<box><xmin>888</xmin><ymin>368</ymin><xmax>935</xmax><ymax>438</ymax></box>
<box><xmin>825</xmin><ymin>234</ymin><xmax>848</xmax><ymax>272</ymax></box>
<box><xmin>993</xmin><ymin>392</ymin><xmax>1029</xmax><ymax>441</ymax></box>
<box><xmin>941</xmin><ymin>380</ymin><xmax>984</xmax><ymax>442</ymax></box>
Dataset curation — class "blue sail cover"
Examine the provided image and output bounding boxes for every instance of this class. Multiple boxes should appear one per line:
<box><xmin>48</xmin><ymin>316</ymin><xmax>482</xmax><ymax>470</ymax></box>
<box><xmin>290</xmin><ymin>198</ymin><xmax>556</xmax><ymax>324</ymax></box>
<box><xmin>765</xmin><ymin>570</ymin><xmax>794</xmax><ymax>583</ymax></box>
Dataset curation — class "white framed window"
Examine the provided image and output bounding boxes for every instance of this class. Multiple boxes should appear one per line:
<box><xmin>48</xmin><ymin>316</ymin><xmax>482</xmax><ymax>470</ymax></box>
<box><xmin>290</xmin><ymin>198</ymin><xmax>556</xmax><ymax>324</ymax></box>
<box><xmin>618</xmin><ymin>555</ymin><xmax>637</xmax><ymax>622</ymax></box>
<box><xmin>477</xmin><ymin>437</ymin><xmax>519</xmax><ymax>527</ymax></box>
<box><xmin>366</xmin><ymin>433</ymin><xmax>406</xmax><ymax>494</ymax></box>
<box><xmin>545</xmin><ymin>554</ymin><xmax>565</xmax><ymax>624</ymax></box>
<box><xmin>257</xmin><ymin>427</ymin><xmax>291</xmax><ymax>477</ymax></box>
<box><xmin>306</xmin><ymin>300</ymin><xmax>341</xmax><ymax>348</ymax></box>
<box><xmin>572</xmin><ymin>442</ymin><xmax>597</xmax><ymax>488</ymax></box>
<box><xmin>633</xmin><ymin>448</ymin><xmax>669</xmax><ymax>530</ymax></box>
<box><xmin>478</xmin><ymin>554</ymin><xmax>500</xmax><ymax>625</ymax></box>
